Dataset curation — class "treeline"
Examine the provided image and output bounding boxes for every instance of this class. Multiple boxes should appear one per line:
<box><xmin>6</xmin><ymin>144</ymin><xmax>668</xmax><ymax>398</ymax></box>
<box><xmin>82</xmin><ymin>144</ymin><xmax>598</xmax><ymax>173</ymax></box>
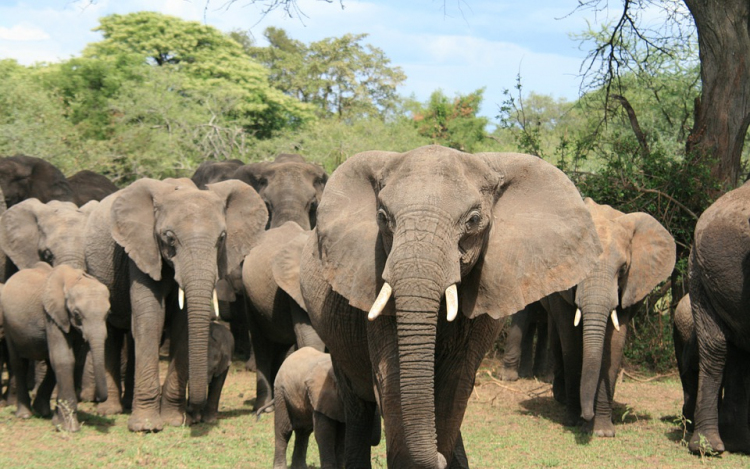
<box><xmin>0</xmin><ymin>11</ymin><xmax>730</xmax><ymax>372</ymax></box>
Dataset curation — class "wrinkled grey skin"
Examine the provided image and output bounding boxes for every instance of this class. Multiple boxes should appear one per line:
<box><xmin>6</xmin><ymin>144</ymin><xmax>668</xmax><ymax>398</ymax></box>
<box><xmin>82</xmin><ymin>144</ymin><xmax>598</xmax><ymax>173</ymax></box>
<box><xmin>242</xmin><ymin>221</ymin><xmax>324</xmax><ymax>412</ymax></box>
<box><xmin>160</xmin><ymin>320</ymin><xmax>234</xmax><ymax>425</ymax></box>
<box><xmin>673</xmin><ymin>294</ymin><xmax>698</xmax><ymax>432</ymax></box>
<box><xmin>271</xmin><ymin>347</ymin><xmax>350</xmax><ymax>469</ymax></box>
<box><xmin>2</xmin><ymin>263</ymin><xmax>109</xmax><ymax>432</ymax></box>
<box><xmin>191</xmin><ymin>159</ymin><xmax>244</xmax><ymax>189</ymax></box>
<box><xmin>300</xmin><ymin>145</ymin><xmax>601</xmax><ymax>468</ymax></box>
<box><xmin>233</xmin><ymin>154</ymin><xmax>327</xmax><ymax>230</ymax></box>
<box><xmin>543</xmin><ymin>198</ymin><xmax>675</xmax><ymax>437</ymax></box>
<box><xmin>84</xmin><ymin>178</ymin><xmax>266</xmax><ymax>432</ymax></box>
<box><xmin>0</xmin><ymin>155</ymin><xmax>74</xmax><ymax>208</ymax></box>
<box><xmin>66</xmin><ymin>170</ymin><xmax>119</xmax><ymax>207</ymax></box>
<box><xmin>688</xmin><ymin>181</ymin><xmax>750</xmax><ymax>454</ymax></box>
<box><xmin>497</xmin><ymin>301</ymin><xmax>552</xmax><ymax>382</ymax></box>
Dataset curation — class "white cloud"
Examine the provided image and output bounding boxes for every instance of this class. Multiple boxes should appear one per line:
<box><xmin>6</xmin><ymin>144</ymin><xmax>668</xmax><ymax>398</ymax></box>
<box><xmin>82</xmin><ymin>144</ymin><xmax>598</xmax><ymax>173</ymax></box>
<box><xmin>0</xmin><ymin>24</ymin><xmax>50</xmax><ymax>41</ymax></box>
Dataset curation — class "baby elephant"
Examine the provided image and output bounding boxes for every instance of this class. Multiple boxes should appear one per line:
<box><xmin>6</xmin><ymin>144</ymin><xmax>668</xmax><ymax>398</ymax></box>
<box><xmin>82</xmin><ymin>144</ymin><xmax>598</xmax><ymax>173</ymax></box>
<box><xmin>160</xmin><ymin>320</ymin><xmax>234</xmax><ymax>425</ymax></box>
<box><xmin>272</xmin><ymin>347</ymin><xmax>347</xmax><ymax>469</ymax></box>
<box><xmin>2</xmin><ymin>263</ymin><xmax>109</xmax><ymax>431</ymax></box>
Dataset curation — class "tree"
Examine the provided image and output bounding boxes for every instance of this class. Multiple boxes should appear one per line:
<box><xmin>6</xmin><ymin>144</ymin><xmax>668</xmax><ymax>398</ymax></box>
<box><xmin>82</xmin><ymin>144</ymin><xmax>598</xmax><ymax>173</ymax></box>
<box><xmin>244</xmin><ymin>28</ymin><xmax>406</xmax><ymax>119</ymax></box>
<box><xmin>84</xmin><ymin>12</ymin><xmax>315</xmax><ymax>137</ymax></box>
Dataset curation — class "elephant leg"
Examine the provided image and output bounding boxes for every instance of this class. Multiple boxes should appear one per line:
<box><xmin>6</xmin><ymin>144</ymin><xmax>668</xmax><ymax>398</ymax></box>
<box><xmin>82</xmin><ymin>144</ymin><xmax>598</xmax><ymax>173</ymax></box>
<box><xmin>290</xmin><ymin>427</ymin><xmax>311</xmax><ymax>469</ymax></box>
<box><xmin>532</xmin><ymin>312</ymin><xmax>551</xmax><ymax>382</ymax></box>
<box><xmin>76</xmin><ymin>345</ymin><xmax>96</xmax><ymax>402</ymax></box>
<box><xmin>336</xmin><ymin>368</ymin><xmax>377</xmax><ymax>468</ymax></box>
<box><xmin>448</xmin><ymin>431</ymin><xmax>469</xmax><ymax>469</ymax></box>
<box><xmin>547</xmin><ymin>315</ymin><xmax>566</xmax><ymax>403</ymax></box>
<box><xmin>227</xmin><ymin>299</ymin><xmax>253</xmax><ymax>361</ymax></box>
<box><xmin>498</xmin><ymin>308</ymin><xmax>529</xmax><ymax>381</ymax></box>
<box><xmin>7</xmin><ymin>342</ymin><xmax>31</xmax><ymax>419</ymax></box>
<box><xmin>273</xmin><ymin>396</ymin><xmax>293</xmax><ymax>469</ymax></box>
<box><xmin>679</xmin><ymin>330</ymin><xmax>699</xmax><ymax>432</ymax></box>
<box><xmin>313</xmin><ymin>411</ymin><xmax>340</xmax><ymax>469</ymax></box>
<box><xmin>203</xmin><ymin>368</ymin><xmax>229</xmax><ymax>424</ymax></box>
<box><xmin>336</xmin><ymin>421</ymin><xmax>346</xmax><ymax>469</ymax></box>
<box><xmin>290</xmin><ymin>302</ymin><xmax>324</xmax><ymax>351</ymax></box>
<box><xmin>0</xmin><ymin>339</ymin><xmax>10</xmax><ymax>406</ymax></box>
<box><xmin>246</xmin><ymin>300</ymin><xmax>282</xmax><ymax>412</ymax></box>
<box><xmin>127</xmin><ymin>268</ymin><xmax>166</xmax><ymax>432</ymax></box>
<box><xmin>718</xmin><ymin>344</ymin><xmax>750</xmax><ymax>453</ymax></box>
<box><xmin>32</xmin><ymin>360</ymin><xmax>56</xmax><ymax>418</ymax></box>
<box><xmin>122</xmin><ymin>334</ymin><xmax>135</xmax><ymax>411</ymax></box>
<box><xmin>47</xmin><ymin>329</ymin><xmax>79</xmax><ymax>431</ymax></box>
<box><xmin>97</xmin><ymin>324</ymin><xmax>124</xmax><ymax>415</ymax></box>
<box><xmin>689</xmin><ymin>281</ymin><xmax>727</xmax><ymax>454</ymax></box>
<box><xmin>161</xmin><ymin>308</ymin><xmax>190</xmax><ymax>427</ymax></box>
<box><xmin>547</xmin><ymin>297</ymin><xmax>582</xmax><ymax>426</ymax></box>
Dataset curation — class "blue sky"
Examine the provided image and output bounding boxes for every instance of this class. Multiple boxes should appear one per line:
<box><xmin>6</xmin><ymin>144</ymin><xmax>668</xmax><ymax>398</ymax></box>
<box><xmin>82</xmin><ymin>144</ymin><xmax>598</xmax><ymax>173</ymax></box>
<box><xmin>0</xmin><ymin>0</ymin><xmax>621</xmax><ymax>120</ymax></box>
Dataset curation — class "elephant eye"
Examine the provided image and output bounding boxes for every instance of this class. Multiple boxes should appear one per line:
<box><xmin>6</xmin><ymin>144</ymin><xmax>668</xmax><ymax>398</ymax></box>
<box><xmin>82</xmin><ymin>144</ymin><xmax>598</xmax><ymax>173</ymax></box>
<box><xmin>465</xmin><ymin>211</ymin><xmax>482</xmax><ymax>232</ymax></box>
<box><xmin>41</xmin><ymin>248</ymin><xmax>54</xmax><ymax>264</ymax></box>
<box><xmin>377</xmin><ymin>208</ymin><xmax>391</xmax><ymax>230</ymax></box>
<box><xmin>217</xmin><ymin>231</ymin><xmax>226</xmax><ymax>245</ymax></box>
<box><xmin>72</xmin><ymin>310</ymin><xmax>83</xmax><ymax>327</ymax></box>
<box><xmin>163</xmin><ymin>230</ymin><xmax>176</xmax><ymax>247</ymax></box>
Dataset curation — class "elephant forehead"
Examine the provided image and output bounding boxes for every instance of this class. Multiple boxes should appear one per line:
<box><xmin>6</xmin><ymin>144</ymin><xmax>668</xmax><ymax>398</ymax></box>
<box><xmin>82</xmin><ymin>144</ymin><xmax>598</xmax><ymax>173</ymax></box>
<box><xmin>158</xmin><ymin>189</ymin><xmax>224</xmax><ymax>211</ymax></box>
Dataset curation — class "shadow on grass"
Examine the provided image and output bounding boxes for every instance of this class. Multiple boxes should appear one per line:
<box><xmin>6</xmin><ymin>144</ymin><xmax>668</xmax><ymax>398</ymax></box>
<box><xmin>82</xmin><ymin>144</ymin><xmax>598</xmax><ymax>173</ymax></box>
<box><xmin>188</xmin><ymin>407</ymin><xmax>259</xmax><ymax>437</ymax></box>
<box><xmin>78</xmin><ymin>411</ymin><xmax>116</xmax><ymax>433</ymax></box>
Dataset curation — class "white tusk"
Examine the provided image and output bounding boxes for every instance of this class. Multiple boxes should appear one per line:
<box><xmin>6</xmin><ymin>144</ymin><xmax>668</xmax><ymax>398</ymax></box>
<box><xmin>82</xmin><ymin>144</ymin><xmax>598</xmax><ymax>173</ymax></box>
<box><xmin>368</xmin><ymin>283</ymin><xmax>392</xmax><ymax>321</ymax></box>
<box><xmin>213</xmin><ymin>289</ymin><xmax>220</xmax><ymax>318</ymax></box>
<box><xmin>611</xmin><ymin>309</ymin><xmax>620</xmax><ymax>332</ymax></box>
<box><xmin>574</xmin><ymin>308</ymin><xmax>581</xmax><ymax>327</ymax></box>
<box><xmin>445</xmin><ymin>284</ymin><xmax>458</xmax><ymax>322</ymax></box>
<box><xmin>178</xmin><ymin>288</ymin><xmax>185</xmax><ymax>309</ymax></box>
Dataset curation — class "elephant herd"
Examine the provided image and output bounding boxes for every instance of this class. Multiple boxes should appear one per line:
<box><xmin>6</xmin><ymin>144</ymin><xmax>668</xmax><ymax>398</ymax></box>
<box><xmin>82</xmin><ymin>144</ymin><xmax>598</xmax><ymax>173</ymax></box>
<box><xmin>0</xmin><ymin>146</ymin><xmax>746</xmax><ymax>467</ymax></box>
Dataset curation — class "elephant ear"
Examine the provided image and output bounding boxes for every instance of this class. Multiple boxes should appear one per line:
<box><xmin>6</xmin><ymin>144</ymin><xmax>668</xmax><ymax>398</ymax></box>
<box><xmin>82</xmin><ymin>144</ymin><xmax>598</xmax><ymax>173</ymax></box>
<box><xmin>161</xmin><ymin>177</ymin><xmax>197</xmax><ymax>188</ymax></box>
<box><xmin>272</xmin><ymin>227</ymin><xmax>310</xmax><ymax>311</ymax></box>
<box><xmin>111</xmin><ymin>178</ymin><xmax>168</xmax><ymax>281</ymax></box>
<box><xmin>584</xmin><ymin>197</ymin><xmax>625</xmax><ymax>220</ymax></box>
<box><xmin>461</xmin><ymin>153</ymin><xmax>602</xmax><ymax>319</ymax></box>
<box><xmin>206</xmin><ymin>180</ymin><xmax>268</xmax><ymax>278</ymax></box>
<box><xmin>307</xmin><ymin>356</ymin><xmax>345</xmax><ymax>422</ymax></box>
<box><xmin>42</xmin><ymin>263</ymin><xmax>74</xmax><ymax>333</ymax></box>
<box><xmin>617</xmin><ymin>212</ymin><xmax>676</xmax><ymax>308</ymax></box>
<box><xmin>310</xmin><ymin>165</ymin><xmax>328</xmax><ymax>203</ymax></box>
<box><xmin>315</xmin><ymin>151</ymin><xmax>399</xmax><ymax>312</ymax></box>
<box><xmin>0</xmin><ymin>198</ymin><xmax>47</xmax><ymax>269</ymax></box>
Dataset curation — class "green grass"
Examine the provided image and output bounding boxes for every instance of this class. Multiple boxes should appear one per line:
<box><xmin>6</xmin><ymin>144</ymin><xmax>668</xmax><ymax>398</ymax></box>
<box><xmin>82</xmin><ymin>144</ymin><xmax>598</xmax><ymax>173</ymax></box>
<box><xmin>0</xmin><ymin>359</ymin><xmax>746</xmax><ymax>468</ymax></box>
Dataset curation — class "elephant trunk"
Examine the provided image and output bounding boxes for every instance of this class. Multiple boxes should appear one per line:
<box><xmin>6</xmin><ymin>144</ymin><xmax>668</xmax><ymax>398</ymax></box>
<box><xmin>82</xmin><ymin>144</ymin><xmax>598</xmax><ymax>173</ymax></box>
<box><xmin>184</xmin><ymin>271</ymin><xmax>215</xmax><ymax>411</ymax></box>
<box><xmin>89</xmin><ymin>334</ymin><xmax>108</xmax><ymax>403</ymax></box>
<box><xmin>578</xmin><ymin>269</ymin><xmax>617</xmax><ymax>422</ymax></box>
<box><xmin>389</xmin><ymin>235</ymin><xmax>452</xmax><ymax>468</ymax></box>
<box><xmin>270</xmin><ymin>205</ymin><xmax>311</xmax><ymax>230</ymax></box>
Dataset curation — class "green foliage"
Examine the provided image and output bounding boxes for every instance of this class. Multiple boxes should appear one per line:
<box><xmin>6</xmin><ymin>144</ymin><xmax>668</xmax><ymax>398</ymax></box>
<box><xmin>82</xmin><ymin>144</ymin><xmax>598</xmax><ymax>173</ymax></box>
<box><xmin>85</xmin><ymin>12</ymin><xmax>315</xmax><ymax>137</ymax></box>
<box><xmin>245</xmin><ymin>27</ymin><xmax>406</xmax><ymax>119</ymax></box>
<box><xmin>407</xmin><ymin>89</ymin><xmax>489</xmax><ymax>153</ymax></box>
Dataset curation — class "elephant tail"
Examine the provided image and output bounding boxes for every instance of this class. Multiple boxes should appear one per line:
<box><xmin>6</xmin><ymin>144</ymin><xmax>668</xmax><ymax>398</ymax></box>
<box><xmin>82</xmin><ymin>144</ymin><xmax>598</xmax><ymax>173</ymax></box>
<box><xmin>255</xmin><ymin>400</ymin><xmax>275</xmax><ymax>421</ymax></box>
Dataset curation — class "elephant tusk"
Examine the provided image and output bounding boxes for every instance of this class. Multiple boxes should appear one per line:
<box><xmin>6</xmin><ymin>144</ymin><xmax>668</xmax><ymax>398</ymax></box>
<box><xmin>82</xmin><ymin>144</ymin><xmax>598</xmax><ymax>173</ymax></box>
<box><xmin>213</xmin><ymin>289</ymin><xmax>219</xmax><ymax>318</ymax></box>
<box><xmin>445</xmin><ymin>284</ymin><xmax>458</xmax><ymax>322</ymax></box>
<box><xmin>574</xmin><ymin>308</ymin><xmax>581</xmax><ymax>327</ymax></box>
<box><xmin>611</xmin><ymin>309</ymin><xmax>621</xmax><ymax>332</ymax></box>
<box><xmin>368</xmin><ymin>283</ymin><xmax>392</xmax><ymax>321</ymax></box>
<box><xmin>178</xmin><ymin>288</ymin><xmax>185</xmax><ymax>310</ymax></box>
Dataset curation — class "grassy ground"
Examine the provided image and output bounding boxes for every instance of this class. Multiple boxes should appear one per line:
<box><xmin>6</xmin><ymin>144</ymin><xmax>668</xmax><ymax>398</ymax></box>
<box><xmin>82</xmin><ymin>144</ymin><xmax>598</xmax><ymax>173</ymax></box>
<box><xmin>0</xmin><ymin>358</ymin><xmax>745</xmax><ymax>468</ymax></box>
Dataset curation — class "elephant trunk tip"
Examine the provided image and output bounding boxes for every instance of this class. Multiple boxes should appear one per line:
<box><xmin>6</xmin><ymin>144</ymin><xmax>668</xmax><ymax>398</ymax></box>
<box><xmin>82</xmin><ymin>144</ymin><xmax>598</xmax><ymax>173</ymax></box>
<box><xmin>96</xmin><ymin>387</ymin><xmax>108</xmax><ymax>403</ymax></box>
<box><xmin>582</xmin><ymin>407</ymin><xmax>595</xmax><ymax>422</ymax></box>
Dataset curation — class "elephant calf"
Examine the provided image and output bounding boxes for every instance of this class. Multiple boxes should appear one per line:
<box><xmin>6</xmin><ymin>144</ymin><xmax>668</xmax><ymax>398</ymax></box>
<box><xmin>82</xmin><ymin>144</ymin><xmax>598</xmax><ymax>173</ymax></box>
<box><xmin>160</xmin><ymin>321</ymin><xmax>234</xmax><ymax>425</ymax></box>
<box><xmin>270</xmin><ymin>347</ymin><xmax>348</xmax><ymax>469</ymax></box>
<box><xmin>2</xmin><ymin>263</ymin><xmax>109</xmax><ymax>431</ymax></box>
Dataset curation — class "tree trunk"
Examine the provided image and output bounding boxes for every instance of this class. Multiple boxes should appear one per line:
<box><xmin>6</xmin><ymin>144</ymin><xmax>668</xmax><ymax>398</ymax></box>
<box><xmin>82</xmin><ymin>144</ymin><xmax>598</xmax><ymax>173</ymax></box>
<box><xmin>683</xmin><ymin>0</ymin><xmax>750</xmax><ymax>191</ymax></box>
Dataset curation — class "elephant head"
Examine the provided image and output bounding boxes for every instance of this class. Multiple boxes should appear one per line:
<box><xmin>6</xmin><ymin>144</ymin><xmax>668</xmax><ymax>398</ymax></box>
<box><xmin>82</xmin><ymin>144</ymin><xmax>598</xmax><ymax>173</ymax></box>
<box><xmin>233</xmin><ymin>154</ymin><xmax>327</xmax><ymax>230</ymax></box>
<box><xmin>575</xmin><ymin>198</ymin><xmax>675</xmax><ymax>421</ymax></box>
<box><xmin>110</xmin><ymin>178</ymin><xmax>266</xmax><ymax>410</ymax></box>
<box><xmin>0</xmin><ymin>199</ymin><xmax>93</xmax><ymax>270</ymax></box>
<box><xmin>314</xmin><ymin>145</ymin><xmax>602</xmax><ymax>466</ymax></box>
<box><xmin>0</xmin><ymin>155</ymin><xmax>74</xmax><ymax>207</ymax></box>
<box><xmin>42</xmin><ymin>263</ymin><xmax>110</xmax><ymax>403</ymax></box>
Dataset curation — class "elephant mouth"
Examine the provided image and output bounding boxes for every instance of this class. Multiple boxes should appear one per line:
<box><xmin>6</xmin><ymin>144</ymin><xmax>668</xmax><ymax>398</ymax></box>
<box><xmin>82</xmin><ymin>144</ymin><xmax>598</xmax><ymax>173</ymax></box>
<box><xmin>368</xmin><ymin>282</ymin><xmax>459</xmax><ymax>322</ymax></box>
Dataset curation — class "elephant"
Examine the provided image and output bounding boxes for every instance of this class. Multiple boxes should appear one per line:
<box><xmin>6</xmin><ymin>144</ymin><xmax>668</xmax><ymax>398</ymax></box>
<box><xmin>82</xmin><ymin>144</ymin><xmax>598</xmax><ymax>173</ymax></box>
<box><xmin>271</xmin><ymin>347</ymin><xmax>349</xmax><ymax>469</ymax></box>
<box><xmin>232</xmin><ymin>153</ymin><xmax>327</xmax><ymax>230</ymax></box>
<box><xmin>542</xmin><ymin>198</ymin><xmax>675</xmax><ymax>437</ymax></box>
<box><xmin>688</xmin><ymin>180</ymin><xmax>750</xmax><ymax>453</ymax></box>
<box><xmin>242</xmin><ymin>221</ymin><xmax>324</xmax><ymax>412</ymax></box>
<box><xmin>191</xmin><ymin>159</ymin><xmax>244</xmax><ymax>189</ymax></box>
<box><xmin>497</xmin><ymin>301</ymin><xmax>552</xmax><ymax>382</ymax></box>
<box><xmin>66</xmin><ymin>170</ymin><xmax>119</xmax><ymax>206</ymax></box>
<box><xmin>160</xmin><ymin>319</ymin><xmax>234</xmax><ymax>425</ymax></box>
<box><xmin>673</xmin><ymin>293</ymin><xmax>698</xmax><ymax>432</ymax></box>
<box><xmin>83</xmin><ymin>177</ymin><xmax>267</xmax><ymax>431</ymax></box>
<box><xmin>1</xmin><ymin>263</ymin><xmax>109</xmax><ymax>432</ymax></box>
<box><xmin>299</xmin><ymin>145</ymin><xmax>602</xmax><ymax>468</ymax></box>
<box><xmin>0</xmin><ymin>155</ymin><xmax>74</xmax><ymax>207</ymax></box>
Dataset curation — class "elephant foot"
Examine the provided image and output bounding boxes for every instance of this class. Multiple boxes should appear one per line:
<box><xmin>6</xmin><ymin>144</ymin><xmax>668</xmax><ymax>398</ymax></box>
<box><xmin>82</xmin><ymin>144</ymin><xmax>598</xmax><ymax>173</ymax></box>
<box><xmin>592</xmin><ymin>418</ymin><xmax>616</xmax><ymax>438</ymax></box>
<box><xmin>496</xmin><ymin>367</ymin><xmax>519</xmax><ymax>382</ymax></box>
<box><xmin>79</xmin><ymin>386</ymin><xmax>95</xmax><ymax>403</ymax></box>
<box><xmin>128</xmin><ymin>409</ymin><xmax>164</xmax><ymax>432</ymax></box>
<box><xmin>15</xmin><ymin>405</ymin><xmax>32</xmax><ymax>419</ymax></box>
<box><xmin>202</xmin><ymin>409</ymin><xmax>219</xmax><ymax>424</ymax></box>
<box><xmin>32</xmin><ymin>398</ymin><xmax>52</xmax><ymax>418</ymax></box>
<box><xmin>162</xmin><ymin>406</ymin><xmax>192</xmax><ymax>427</ymax></box>
<box><xmin>552</xmin><ymin>380</ymin><xmax>566</xmax><ymax>405</ymax></box>
<box><xmin>52</xmin><ymin>408</ymin><xmax>81</xmax><ymax>432</ymax></box>
<box><xmin>689</xmin><ymin>429</ymin><xmax>725</xmax><ymax>455</ymax></box>
<box><xmin>96</xmin><ymin>399</ymin><xmax>123</xmax><ymax>416</ymax></box>
<box><xmin>719</xmin><ymin>428</ymin><xmax>750</xmax><ymax>454</ymax></box>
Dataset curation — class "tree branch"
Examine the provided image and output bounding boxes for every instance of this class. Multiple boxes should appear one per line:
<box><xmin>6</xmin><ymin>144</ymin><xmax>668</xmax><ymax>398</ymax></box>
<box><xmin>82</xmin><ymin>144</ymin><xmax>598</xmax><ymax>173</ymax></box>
<box><xmin>611</xmin><ymin>94</ymin><xmax>650</xmax><ymax>156</ymax></box>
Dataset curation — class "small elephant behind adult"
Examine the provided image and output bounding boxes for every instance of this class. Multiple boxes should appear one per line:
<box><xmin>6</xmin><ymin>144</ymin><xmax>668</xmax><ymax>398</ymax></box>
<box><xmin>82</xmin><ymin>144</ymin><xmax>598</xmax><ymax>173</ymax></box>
<box><xmin>161</xmin><ymin>320</ymin><xmax>234</xmax><ymax>425</ymax></box>
<box><xmin>271</xmin><ymin>347</ymin><xmax>348</xmax><ymax>469</ymax></box>
<box><xmin>2</xmin><ymin>263</ymin><xmax>109</xmax><ymax>432</ymax></box>
<box><xmin>242</xmin><ymin>221</ymin><xmax>324</xmax><ymax>412</ymax></box>
<box><xmin>543</xmin><ymin>198</ymin><xmax>675</xmax><ymax>437</ymax></box>
<box><xmin>66</xmin><ymin>170</ymin><xmax>119</xmax><ymax>207</ymax></box>
<box><xmin>498</xmin><ymin>301</ymin><xmax>553</xmax><ymax>382</ymax></box>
